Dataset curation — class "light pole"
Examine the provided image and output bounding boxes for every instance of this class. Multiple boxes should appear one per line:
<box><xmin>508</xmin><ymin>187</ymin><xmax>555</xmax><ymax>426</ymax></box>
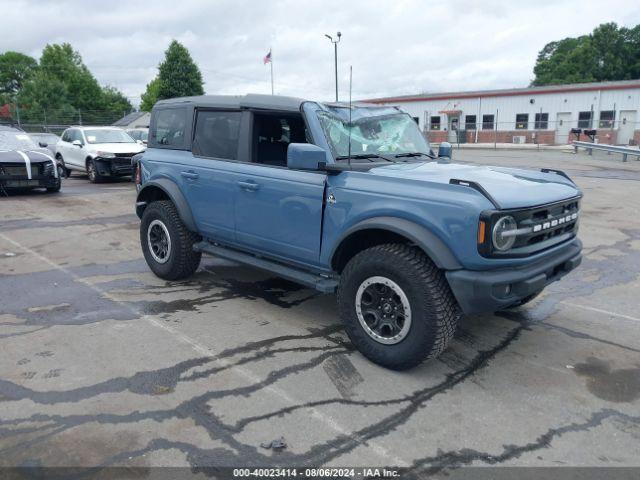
<box><xmin>325</xmin><ymin>32</ymin><xmax>341</xmax><ymax>102</ymax></box>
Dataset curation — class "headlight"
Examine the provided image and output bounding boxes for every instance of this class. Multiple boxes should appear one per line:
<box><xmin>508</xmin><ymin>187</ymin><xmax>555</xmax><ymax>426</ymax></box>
<box><xmin>96</xmin><ymin>151</ymin><xmax>115</xmax><ymax>158</ymax></box>
<box><xmin>492</xmin><ymin>216</ymin><xmax>517</xmax><ymax>251</ymax></box>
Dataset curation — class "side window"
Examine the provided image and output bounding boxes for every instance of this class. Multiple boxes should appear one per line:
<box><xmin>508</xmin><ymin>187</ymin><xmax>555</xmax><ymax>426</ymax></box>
<box><xmin>154</xmin><ymin>108</ymin><xmax>187</xmax><ymax>147</ymax></box>
<box><xmin>192</xmin><ymin>110</ymin><xmax>241</xmax><ymax>160</ymax></box>
<box><xmin>61</xmin><ymin>130</ymin><xmax>71</xmax><ymax>142</ymax></box>
<box><xmin>69</xmin><ymin>129</ymin><xmax>81</xmax><ymax>143</ymax></box>
<box><xmin>252</xmin><ymin>113</ymin><xmax>307</xmax><ymax>167</ymax></box>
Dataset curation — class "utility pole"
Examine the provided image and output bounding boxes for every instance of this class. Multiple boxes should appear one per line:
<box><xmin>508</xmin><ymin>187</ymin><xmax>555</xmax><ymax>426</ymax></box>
<box><xmin>325</xmin><ymin>32</ymin><xmax>341</xmax><ymax>102</ymax></box>
<box><xmin>14</xmin><ymin>98</ymin><xmax>21</xmax><ymax>128</ymax></box>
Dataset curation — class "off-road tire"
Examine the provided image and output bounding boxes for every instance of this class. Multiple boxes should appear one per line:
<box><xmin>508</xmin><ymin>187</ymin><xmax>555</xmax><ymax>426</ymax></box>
<box><xmin>86</xmin><ymin>158</ymin><xmax>102</xmax><ymax>183</ymax></box>
<box><xmin>140</xmin><ymin>200</ymin><xmax>201</xmax><ymax>280</ymax></box>
<box><xmin>337</xmin><ymin>243</ymin><xmax>460</xmax><ymax>370</ymax></box>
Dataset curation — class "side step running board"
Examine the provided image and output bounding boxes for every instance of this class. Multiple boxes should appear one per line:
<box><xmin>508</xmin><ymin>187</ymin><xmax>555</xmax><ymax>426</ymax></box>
<box><xmin>193</xmin><ymin>241</ymin><xmax>338</xmax><ymax>293</ymax></box>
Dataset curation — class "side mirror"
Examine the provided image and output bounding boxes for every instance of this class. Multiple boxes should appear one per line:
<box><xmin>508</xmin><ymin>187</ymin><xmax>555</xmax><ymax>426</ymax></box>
<box><xmin>38</xmin><ymin>141</ymin><xmax>48</xmax><ymax>148</ymax></box>
<box><xmin>287</xmin><ymin>143</ymin><xmax>327</xmax><ymax>171</ymax></box>
<box><xmin>438</xmin><ymin>141</ymin><xmax>452</xmax><ymax>159</ymax></box>
<box><xmin>72</xmin><ymin>140</ymin><xmax>83</xmax><ymax>147</ymax></box>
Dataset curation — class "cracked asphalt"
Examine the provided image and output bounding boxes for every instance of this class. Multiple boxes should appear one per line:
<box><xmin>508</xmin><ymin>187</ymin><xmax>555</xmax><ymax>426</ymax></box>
<box><xmin>0</xmin><ymin>148</ymin><xmax>639</xmax><ymax>476</ymax></box>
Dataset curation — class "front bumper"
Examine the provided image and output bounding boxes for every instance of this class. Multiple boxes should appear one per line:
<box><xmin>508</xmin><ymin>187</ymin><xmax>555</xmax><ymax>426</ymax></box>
<box><xmin>0</xmin><ymin>174</ymin><xmax>59</xmax><ymax>189</ymax></box>
<box><xmin>94</xmin><ymin>157</ymin><xmax>134</xmax><ymax>177</ymax></box>
<box><xmin>446</xmin><ymin>238</ymin><xmax>582</xmax><ymax>314</ymax></box>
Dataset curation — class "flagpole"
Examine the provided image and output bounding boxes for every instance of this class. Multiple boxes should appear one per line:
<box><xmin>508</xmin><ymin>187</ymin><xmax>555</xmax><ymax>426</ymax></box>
<box><xmin>270</xmin><ymin>48</ymin><xmax>274</xmax><ymax>95</ymax></box>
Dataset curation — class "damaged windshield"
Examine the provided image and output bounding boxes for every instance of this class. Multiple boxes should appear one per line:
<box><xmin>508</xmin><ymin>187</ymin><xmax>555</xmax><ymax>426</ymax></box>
<box><xmin>317</xmin><ymin>106</ymin><xmax>432</xmax><ymax>161</ymax></box>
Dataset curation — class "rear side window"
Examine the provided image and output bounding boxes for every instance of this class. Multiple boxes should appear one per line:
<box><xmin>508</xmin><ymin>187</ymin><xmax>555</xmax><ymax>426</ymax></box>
<box><xmin>192</xmin><ymin>110</ymin><xmax>241</xmax><ymax>160</ymax></box>
<box><xmin>154</xmin><ymin>108</ymin><xmax>187</xmax><ymax>147</ymax></box>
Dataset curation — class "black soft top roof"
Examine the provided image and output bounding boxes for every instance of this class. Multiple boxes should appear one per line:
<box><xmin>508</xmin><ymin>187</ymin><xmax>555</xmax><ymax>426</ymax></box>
<box><xmin>154</xmin><ymin>94</ymin><xmax>307</xmax><ymax>112</ymax></box>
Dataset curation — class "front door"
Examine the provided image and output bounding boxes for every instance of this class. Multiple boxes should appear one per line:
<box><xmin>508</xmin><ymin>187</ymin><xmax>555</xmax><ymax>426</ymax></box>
<box><xmin>233</xmin><ymin>111</ymin><xmax>326</xmax><ymax>267</ymax></box>
<box><xmin>618</xmin><ymin>111</ymin><xmax>636</xmax><ymax>145</ymax></box>
<box><xmin>555</xmin><ymin>112</ymin><xmax>571</xmax><ymax>145</ymax></box>
<box><xmin>447</xmin><ymin>115</ymin><xmax>459</xmax><ymax>143</ymax></box>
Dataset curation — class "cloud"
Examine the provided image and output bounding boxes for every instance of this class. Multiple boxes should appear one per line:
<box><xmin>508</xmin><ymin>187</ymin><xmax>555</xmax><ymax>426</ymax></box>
<box><xmin>2</xmin><ymin>0</ymin><xmax>639</xmax><ymax>105</ymax></box>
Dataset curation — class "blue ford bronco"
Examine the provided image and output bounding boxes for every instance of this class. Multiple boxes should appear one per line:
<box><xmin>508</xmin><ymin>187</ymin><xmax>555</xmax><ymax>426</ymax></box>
<box><xmin>135</xmin><ymin>94</ymin><xmax>582</xmax><ymax>370</ymax></box>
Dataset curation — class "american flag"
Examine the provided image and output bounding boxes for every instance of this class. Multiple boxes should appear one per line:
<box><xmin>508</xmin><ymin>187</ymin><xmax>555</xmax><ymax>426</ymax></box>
<box><xmin>263</xmin><ymin>49</ymin><xmax>272</xmax><ymax>64</ymax></box>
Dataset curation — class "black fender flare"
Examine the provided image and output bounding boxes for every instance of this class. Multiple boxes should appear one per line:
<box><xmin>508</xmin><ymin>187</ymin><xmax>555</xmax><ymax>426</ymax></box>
<box><xmin>331</xmin><ymin>216</ymin><xmax>462</xmax><ymax>270</ymax></box>
<box><xmin>136</xmin><ymin>179</ymin><xmax>197</xmax><ymax>232</ymax></box>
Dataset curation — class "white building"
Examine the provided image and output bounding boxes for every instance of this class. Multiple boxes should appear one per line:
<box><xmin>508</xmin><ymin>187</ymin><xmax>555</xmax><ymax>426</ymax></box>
<box><xmin>366</xmin><ymin>80</ymin><xmax>640</xmax><ymax>146</ymax></box>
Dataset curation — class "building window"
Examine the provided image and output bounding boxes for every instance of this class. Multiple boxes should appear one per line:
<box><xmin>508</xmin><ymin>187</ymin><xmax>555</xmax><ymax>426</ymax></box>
<box><xmin>482</xmin><ymin>114</ymin><xmax>494</xmax><ymax>130</ymax></box>
<box><xmin>534</xmin><ymin>113</ymin><xmax>549</xmax><ymax>129</ymax></box>
<box><xmin>515</xmin><ymin>114</ymin><xmax>528</xmax><ymax>130</ymax></box>
<box><xmin>599</xmin><ymin>111</ymin><xmax>614</xmax><ymax>128</ymax></box>
<box><xmin>430</xmin><ymin>116</ymin><xmax>441</xmax><ymax>130</ymax></box>
<box><xmin>465</xmin><ymin>115</ymin><xmax>477</xmax><ymax>130</ymax></box>
<box><xmin>578</xmin><ymin>111</ymin><xmax>593</xmax><ymax>129</ymax></box>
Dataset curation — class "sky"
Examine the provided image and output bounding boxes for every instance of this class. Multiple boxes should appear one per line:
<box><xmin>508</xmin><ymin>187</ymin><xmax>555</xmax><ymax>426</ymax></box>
<box><xmin>2</xmin><ymin>0</ymin><xmax>640</xmax><ymax>106</ymax></box>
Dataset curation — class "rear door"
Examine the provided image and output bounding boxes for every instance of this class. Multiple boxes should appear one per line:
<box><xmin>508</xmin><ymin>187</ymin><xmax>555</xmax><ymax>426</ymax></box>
<box><xmin>182</xmin><ymin>108</ymin><xmax>246</xmax><ymax>241</ymax></box>
<box><xmin>233</xmin><ymin>111</ymin><xmax>326</xmax><ymax>267</ymax></box>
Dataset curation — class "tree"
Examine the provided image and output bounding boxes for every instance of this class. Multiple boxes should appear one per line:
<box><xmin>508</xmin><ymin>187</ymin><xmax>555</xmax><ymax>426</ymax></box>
<box><xmin>532</xmin><ymin>22</ymin><xmax>640</xmax><ymax>86</ymax></box>
<box><xmin>157</xmin><ymin>40</ymin><xmax>204</xmax><ymax>100</ymax></box>
<box><xmin>0</xmin><ymin>52</ymin><xmax>37</xmax><ymax>96</ymax></box>
<box><xmin>14</xmin><ymin>43</ymin><xmax>131</xmax><ymax>125</ymax></box>
<box><xmin>140</xmin><ymin>77</ymin><xmax>160</xmax><ymax>111</ymax></box>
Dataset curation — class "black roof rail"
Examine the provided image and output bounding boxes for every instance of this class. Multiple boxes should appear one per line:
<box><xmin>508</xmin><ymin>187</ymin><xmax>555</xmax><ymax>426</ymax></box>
<box><xmin>449</xmin><ymin>178</ymin><xmax>501</xmax><ymax>209</ymax></box>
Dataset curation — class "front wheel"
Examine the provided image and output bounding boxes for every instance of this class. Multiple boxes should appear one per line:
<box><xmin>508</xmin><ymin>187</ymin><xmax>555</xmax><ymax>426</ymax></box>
<box><xmin>337</xmin><ymin>244</ymin><xmax>460</xmax><ymax>370</ymax></box>
<box><xmin>46</xmin><ymin>179</ymin><xmax>61</xmax><ymax>193</ymax></box>
<box><xmin>86</xmin><ymin>159</ymin><xmax>102</xmax><ymax>183</ymax></box>
<box><xmin>140</xmin><ymin>200</ymin><xmax>202</xmax><ymax>280</ymax></box>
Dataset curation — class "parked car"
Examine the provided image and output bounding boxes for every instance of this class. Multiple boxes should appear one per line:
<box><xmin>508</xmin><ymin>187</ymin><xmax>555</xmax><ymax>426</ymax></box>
<box><xmin>56</xmin><ymin>126</ymin><xmax>145</xmax><ymax>183</ymax></box>
<box><xmin>28</xmin><ymin>132</ymin><xmax>60</xmax><ymax>156</ymax></box>
<box><xmin>126</xmin><ymin>128</ymin><xmax>148</xmax><ymax>145</ymax></box>
<box><xmin>134</xmin><ymin>94</ymin><xmax>582</xmax><ymax>370</ymax></box>
<box><xmin>0</xmin><ymin>126</ymin><xmax>61</xmax><ymax>193</ymax></box>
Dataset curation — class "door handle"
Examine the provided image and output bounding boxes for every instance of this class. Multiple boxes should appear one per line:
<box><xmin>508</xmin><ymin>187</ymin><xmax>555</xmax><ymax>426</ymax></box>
<box><xmin>181</xmin><ymin>171</ymin><xmax>199</xmax><ymax>180</ymax></box>
<box><xmin>237</xmin><ymin>180</ymin><xmax>259</xmax><ymax>191</ymax></box>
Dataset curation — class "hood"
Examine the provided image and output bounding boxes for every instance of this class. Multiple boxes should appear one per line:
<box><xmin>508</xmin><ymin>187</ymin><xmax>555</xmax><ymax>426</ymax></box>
<box><xmin>368</xmin><ymin>161</ymin><xmax>580</xmax><ymax>209</ymax></box>
<box><xmin>86</xmin><ymin>143</ymin><xmax>145</xmax><ymax>154</ymax></box>
<box><xmin>0</xmin><ymin>148</ymin><xmax>55</xmax><ymax>164</ymax></box>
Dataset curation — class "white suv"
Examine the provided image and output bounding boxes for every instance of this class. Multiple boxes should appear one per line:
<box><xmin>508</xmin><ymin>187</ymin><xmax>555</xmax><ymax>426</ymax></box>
<box><xmin>56</xmin><ymin>126</ymin><xmax>145</xmax><ymax>183</ymax></box>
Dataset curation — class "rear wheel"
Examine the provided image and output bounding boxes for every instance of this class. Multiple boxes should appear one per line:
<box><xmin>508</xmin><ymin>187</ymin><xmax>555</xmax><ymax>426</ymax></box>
<box><xmin>337</xmin><ymin>243</ymin><xmax>460</xmax><ymax>370</ymax></box>
<box><xmin>140</xmin><ymin>200</ymin><xmax>202</xmax><ymax>280</ymax></box>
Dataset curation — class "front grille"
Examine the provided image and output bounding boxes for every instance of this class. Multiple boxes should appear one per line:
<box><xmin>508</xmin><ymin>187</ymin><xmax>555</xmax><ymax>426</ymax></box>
<box><xmin>0</xmin><ymin>163</ymin><xmax>27</xmax><ymax>176</ymax></box>
<box><xmin>114</xmin><ymin>152</ymin><xmax>136</xmax><ymax>158</ymax></box>
<box><xmin>41</xmin><ymin>162</ymin><xmax>54</xmax><ymax>177</ymax></box>
<box><xmin>481</xmin><ymin>197</ymin><xmax>581</xmax><ymax>258</ymax></box>
<box><xmin>513</xmin><ymin>198</ymin><xmax>580</xmax><ymax>250</ymax></box>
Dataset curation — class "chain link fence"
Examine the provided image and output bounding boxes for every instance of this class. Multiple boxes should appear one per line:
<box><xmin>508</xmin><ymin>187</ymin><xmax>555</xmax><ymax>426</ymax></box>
<box><xmin>0</xmin><ymin>104</ymin><xmax>135</xmax><ymax>135</ymax></box>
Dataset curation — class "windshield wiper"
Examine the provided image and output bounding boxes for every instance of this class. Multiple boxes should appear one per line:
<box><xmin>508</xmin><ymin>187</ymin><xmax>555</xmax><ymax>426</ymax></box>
<box><xmin>336</xmin><ymin>153</ymin><xmax>395</xmax><ymax>162</ymax></box>
<box><xmin>394</xmin><ymin>152</ymin><xmax>436</xmax><ymax>159</ymax></box>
